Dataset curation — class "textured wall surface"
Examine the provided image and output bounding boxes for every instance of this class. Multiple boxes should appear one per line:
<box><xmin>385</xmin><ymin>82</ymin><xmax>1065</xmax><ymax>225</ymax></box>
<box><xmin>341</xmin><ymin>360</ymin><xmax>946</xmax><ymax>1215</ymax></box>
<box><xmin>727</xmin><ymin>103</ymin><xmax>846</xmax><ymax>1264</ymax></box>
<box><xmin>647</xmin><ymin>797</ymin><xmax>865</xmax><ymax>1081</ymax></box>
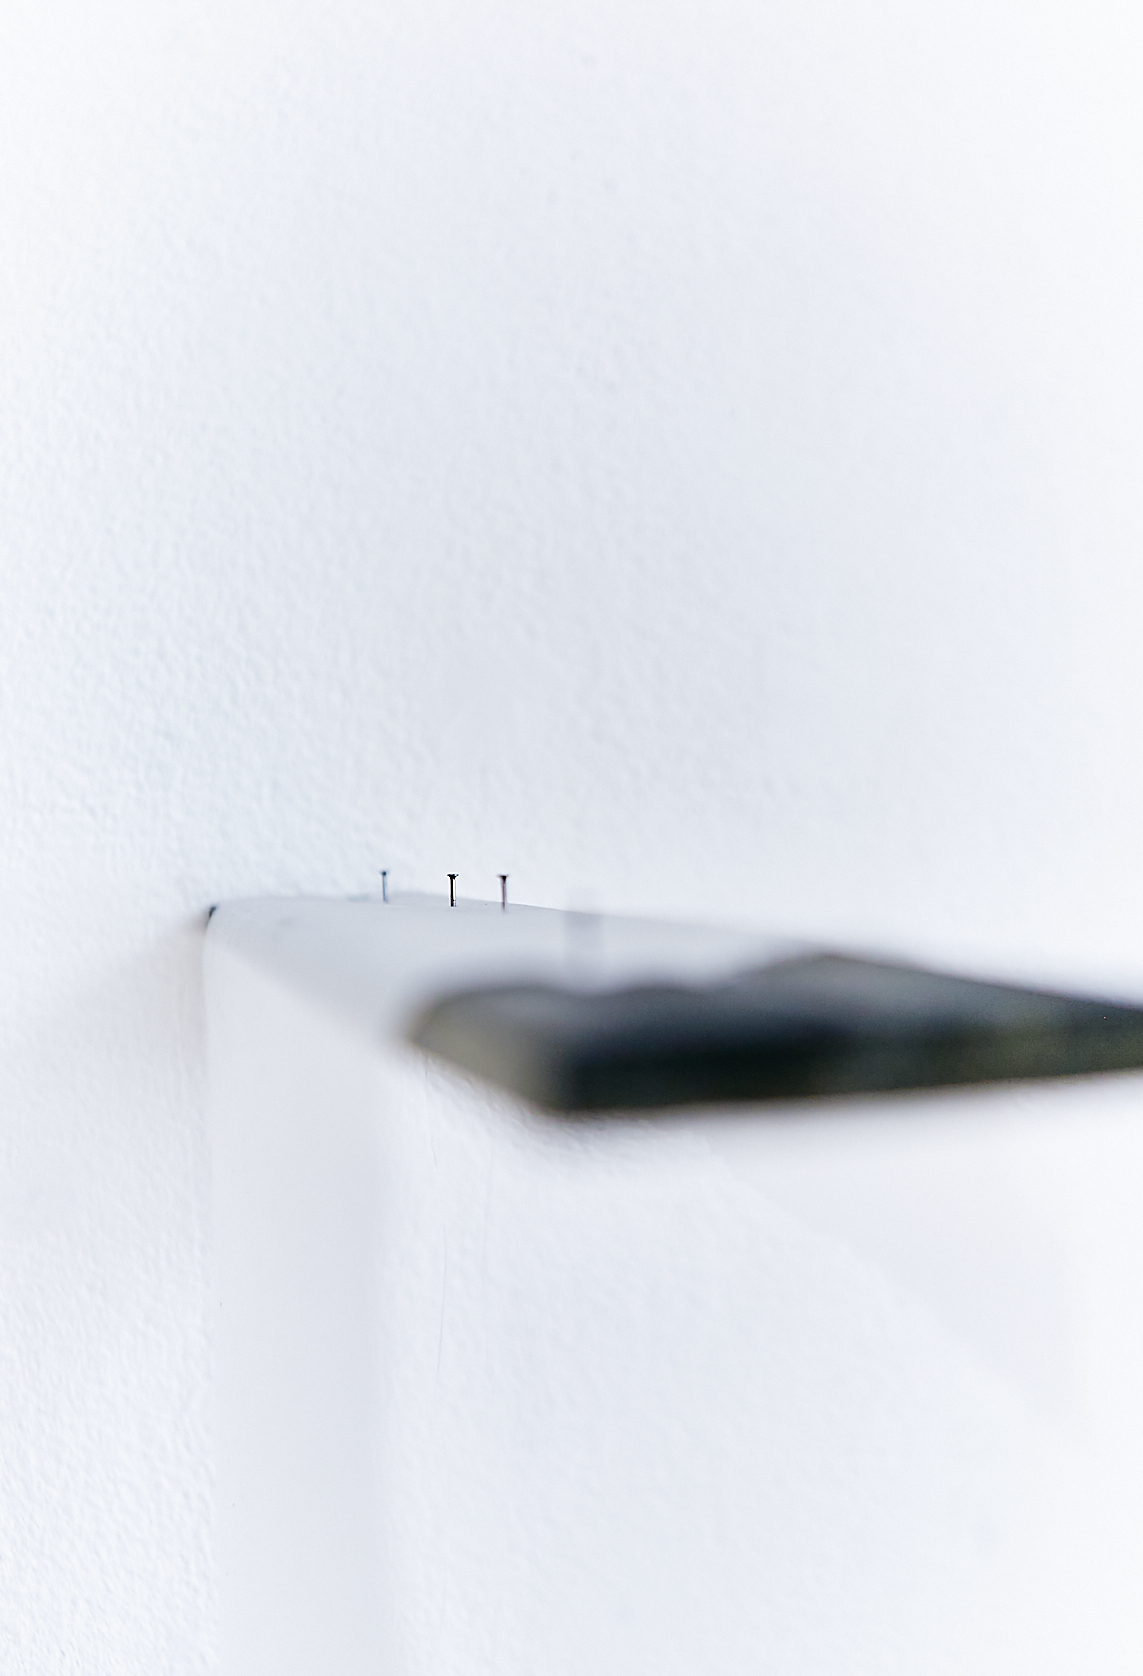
<box><xmin>2</xmin><ymin>0</ymin><xmax>1143</xmax><ymax>1667</ymax></box>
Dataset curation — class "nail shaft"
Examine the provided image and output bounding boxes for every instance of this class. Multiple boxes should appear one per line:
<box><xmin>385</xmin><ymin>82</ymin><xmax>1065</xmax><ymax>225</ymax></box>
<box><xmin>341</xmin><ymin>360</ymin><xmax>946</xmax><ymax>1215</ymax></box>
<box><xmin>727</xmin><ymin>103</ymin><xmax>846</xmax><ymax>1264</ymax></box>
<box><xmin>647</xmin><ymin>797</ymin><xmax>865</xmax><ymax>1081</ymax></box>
<box><xmin>499</xmin><ymin>874</ymin><xmax>508</xmax><ymax>911</ymax></box>
<box><xmin>380</xmin><ymin>870</ymin><xmax>388</xmax><ymax>904</ymax></box>
<box><xmin>448</xmin><ymin>874</ymin><xmax>458</xmax><ymax>907</ymax></box>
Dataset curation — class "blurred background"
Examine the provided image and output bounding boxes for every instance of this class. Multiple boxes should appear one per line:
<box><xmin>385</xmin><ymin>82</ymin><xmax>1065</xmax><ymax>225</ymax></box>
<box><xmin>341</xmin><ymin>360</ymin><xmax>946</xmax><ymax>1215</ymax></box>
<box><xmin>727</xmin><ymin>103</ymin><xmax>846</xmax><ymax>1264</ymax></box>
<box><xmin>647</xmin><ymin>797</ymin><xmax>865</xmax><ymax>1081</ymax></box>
<box><xmin>2</xmin><ymin>0</ymin><xmax>1143</xmax><ymax>1666</ymax></box>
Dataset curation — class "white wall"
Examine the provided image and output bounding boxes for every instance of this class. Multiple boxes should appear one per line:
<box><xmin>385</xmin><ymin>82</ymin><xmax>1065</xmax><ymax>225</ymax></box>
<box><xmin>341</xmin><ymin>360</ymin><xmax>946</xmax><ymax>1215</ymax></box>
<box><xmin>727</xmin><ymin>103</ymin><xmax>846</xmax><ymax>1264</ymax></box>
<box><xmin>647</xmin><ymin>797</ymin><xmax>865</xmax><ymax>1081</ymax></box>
<box><xmin>2</xmin><ymin>0</ymin><xmax>1143</xmax><ymax>1667</ymax></box>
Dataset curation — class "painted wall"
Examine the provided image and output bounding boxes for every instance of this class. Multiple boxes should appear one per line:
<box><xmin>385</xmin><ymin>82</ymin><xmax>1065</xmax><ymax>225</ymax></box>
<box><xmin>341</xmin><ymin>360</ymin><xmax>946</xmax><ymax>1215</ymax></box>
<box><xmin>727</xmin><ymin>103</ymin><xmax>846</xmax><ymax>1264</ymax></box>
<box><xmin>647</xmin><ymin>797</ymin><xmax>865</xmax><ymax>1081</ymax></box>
<box><xmin>2</xmin><ymin>0</ymin><xmax>1143</xmax><ymax>1666</ymax></box>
